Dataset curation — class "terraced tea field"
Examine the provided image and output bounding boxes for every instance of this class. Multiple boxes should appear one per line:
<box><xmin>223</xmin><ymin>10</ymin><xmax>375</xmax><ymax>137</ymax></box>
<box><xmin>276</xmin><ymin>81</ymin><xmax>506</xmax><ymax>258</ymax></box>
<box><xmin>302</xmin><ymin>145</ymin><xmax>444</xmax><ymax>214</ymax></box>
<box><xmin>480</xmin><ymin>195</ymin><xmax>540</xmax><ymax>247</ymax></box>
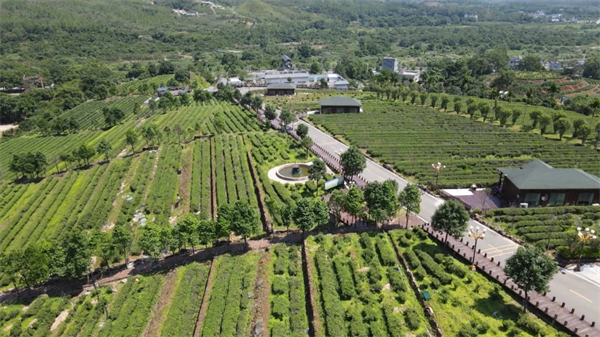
<box><xmin>310</xmin><ymin>100</ymin><xmax>600</xmax><ymax>187</ymax></box>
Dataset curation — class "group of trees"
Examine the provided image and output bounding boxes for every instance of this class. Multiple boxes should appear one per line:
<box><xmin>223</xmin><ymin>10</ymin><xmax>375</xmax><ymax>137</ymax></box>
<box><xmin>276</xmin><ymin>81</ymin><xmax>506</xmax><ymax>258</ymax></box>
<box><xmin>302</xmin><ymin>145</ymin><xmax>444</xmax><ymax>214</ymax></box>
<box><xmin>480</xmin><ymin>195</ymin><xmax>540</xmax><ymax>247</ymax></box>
<box><xmin>139</xmin><ymin>200</ymin><xmax>261</xmax><ymax>259</ymax></box>
<box><xmin>0</xmin><ymin>223</ymin><xmax>133</xmax><ymax>289</ymax></box>
<box><xmin>327</xmin><ymin>181</ymin><xmax>422</xmax><ymax>228</ymax></box>
<box><xmin>9</xmin><ymin>152</ymin><xmax>48</xmax><ymax>179</ymax></box>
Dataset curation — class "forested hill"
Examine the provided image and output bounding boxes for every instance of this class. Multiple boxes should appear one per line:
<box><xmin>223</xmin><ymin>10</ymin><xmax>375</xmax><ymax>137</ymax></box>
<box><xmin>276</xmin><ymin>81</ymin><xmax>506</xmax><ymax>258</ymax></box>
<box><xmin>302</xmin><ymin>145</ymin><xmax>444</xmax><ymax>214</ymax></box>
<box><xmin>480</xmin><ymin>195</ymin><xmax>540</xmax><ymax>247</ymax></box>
<box><xmin>2</xmin><ymin>0</ymin><xmax>599</xmax><ymax>64</ymax></box>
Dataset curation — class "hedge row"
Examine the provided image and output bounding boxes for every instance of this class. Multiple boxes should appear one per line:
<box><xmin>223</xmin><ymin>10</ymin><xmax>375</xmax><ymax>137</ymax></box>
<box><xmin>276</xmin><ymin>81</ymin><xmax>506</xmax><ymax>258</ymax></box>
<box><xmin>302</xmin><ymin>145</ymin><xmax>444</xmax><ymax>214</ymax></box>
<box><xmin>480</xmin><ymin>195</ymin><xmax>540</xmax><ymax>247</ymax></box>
<box><xmin>160</xmin><ymin>263</ymin><xmax>210</xmax><ymax>337</ymax></box>
<box><xmin>333</xmin><ymin>258</ymin><xmax>355</xmax><ymax>300</ymax></box>
<box><xmin>414</xmin><ymin>250</ymin><xmax>452</xmax><ymax>285</ymax></box>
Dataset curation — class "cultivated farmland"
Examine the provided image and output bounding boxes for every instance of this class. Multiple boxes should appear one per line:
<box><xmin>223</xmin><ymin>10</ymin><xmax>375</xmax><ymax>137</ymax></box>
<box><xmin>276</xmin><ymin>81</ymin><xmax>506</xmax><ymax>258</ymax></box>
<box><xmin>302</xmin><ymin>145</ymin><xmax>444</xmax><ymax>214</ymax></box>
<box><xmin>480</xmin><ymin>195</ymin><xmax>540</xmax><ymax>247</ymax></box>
<box><xmin>484</xmin><ymin>206</ymin><xmax>600</xmax><ymax>258</ymax></box>
<box><xmin>200</xmin><ymin>253</ymin><xmax>260</xmax><ymax>337</ymax></box>
<box><xmin>390</xmin><ymin>228</ymin><xmax>562</xmax><ymax>336</ymax></box>
<box><xmin>305</xmin><ymin>232</ymin><xmax>431</xmax><ymax>337</ymax></box>
<box><xmin>310</xmin><ymin>100</ymin><xmax>600</xmax><ymax>187</ymax></box>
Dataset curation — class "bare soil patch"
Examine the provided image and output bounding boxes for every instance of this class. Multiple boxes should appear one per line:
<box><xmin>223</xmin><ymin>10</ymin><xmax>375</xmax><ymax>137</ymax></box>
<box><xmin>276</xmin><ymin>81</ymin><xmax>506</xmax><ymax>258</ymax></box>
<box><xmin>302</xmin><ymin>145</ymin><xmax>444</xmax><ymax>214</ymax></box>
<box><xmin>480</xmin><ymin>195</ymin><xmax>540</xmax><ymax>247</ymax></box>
<box><xmin>51</xmin><ymin>309</ymin><xmax>70</xmax><ymax>331</ymax></box>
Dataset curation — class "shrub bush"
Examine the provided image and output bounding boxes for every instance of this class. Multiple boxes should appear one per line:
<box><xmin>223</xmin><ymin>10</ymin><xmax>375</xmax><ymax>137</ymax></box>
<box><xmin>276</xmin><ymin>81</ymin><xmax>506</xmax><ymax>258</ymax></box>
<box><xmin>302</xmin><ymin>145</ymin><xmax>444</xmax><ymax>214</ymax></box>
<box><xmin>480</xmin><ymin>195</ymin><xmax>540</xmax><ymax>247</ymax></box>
<box><xmin>446</xmin><ymin>262</ymin><xmax>467</xmax><ymax>278</ymax></box>
<box><xmin>272</xmin><ymin>276</ymin><xmax>288</xmax><ymax>295</ymax></box>
<box><xmin>333</xmin><ymin>259</ymin><xmax>356</xmax><ymax>300</ymax></box>
<box><xmin>414</xmin><ymin>250</ymin><xmax>452</xmax><ymax>284</ymax></box>
<box><xmin>375</xmin><ymin>235</ymin><xmax>396</xmax><ymax>266</ymax></box>
<box><xmin>271</xmin><ymin>296</ymin><xmax>289</xmax><ymax>320</ymax></box>
<box><xmin>404</xmin><ymin>308</ymin><xmax>420</xmax><ymax>331</ymax></box>
<box><xmin>516</xmin><ymin>313</ymin><xmax>543</xmax><ymax>336</ymax></box>
<box><xmin>387</xmin><ymin>267</ymin><xmax>407</xmax><ymax>293</ymax></box>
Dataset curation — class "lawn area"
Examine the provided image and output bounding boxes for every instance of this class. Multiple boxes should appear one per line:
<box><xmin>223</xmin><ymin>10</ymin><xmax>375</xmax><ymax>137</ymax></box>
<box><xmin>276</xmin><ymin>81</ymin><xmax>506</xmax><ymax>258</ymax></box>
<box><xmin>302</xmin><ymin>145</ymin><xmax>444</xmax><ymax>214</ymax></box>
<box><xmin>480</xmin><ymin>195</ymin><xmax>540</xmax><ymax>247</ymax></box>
<box><xmin>389</xmin><ymin>228</ymin><xmax>567</xmax><ymax>337</ymax></box>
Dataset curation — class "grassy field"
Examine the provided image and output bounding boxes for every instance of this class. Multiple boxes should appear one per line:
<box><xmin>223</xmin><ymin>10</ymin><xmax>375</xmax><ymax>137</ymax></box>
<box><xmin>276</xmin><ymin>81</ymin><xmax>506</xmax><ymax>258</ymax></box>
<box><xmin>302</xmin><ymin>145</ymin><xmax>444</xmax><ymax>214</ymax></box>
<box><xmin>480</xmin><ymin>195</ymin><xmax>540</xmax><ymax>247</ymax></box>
<box><xmin>309</xmin><ymin>99</ymin><xmax>600</xmax><ymax>188</ymax></box>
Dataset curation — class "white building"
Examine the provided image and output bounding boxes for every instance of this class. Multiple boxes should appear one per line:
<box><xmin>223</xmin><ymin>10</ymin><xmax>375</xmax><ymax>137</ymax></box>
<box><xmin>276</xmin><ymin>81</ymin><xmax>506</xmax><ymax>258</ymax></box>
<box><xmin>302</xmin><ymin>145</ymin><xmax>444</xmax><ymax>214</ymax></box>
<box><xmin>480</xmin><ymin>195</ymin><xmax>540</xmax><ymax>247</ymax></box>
<box><xmin>264</xmin><ymin>71</ymin><xmax>310</xmax><ymax>84</ymax></box>
<box><xmin>263</xmin><ymin>70</ymin><xmax>349</xmax><ymax>88</ymax></box>
<box><xmin>143</xmin><ymin>97</ymin><xmax>160</xmax><ymax>107</ymax></box>
<box><xmin>382</xmin><ymin>57</ymin><xmax>398</xmax><ymax>73</ymax></box>
<box><xmin>545</xmin><ymin>61</ymin><xmax>562</xmax><ymax>71</ymax></box>
<box><xmin>334</xmin><ymin>80</ymin><xmax>349</xmax><ymax>90</ymax></box>
<box><xmin>509</xmin><ymin>56</ymin><xmax>522</xmax><ymax>70</ymax></box>
<box><xmin>398</xmin><ymin>68</ymin><xmax>421</xmax><ymax>82</ymax></box>
<box><xmin>227</xmin><ymin>77</ymin><xmax>243</xmax><ymax>87</ymax></box>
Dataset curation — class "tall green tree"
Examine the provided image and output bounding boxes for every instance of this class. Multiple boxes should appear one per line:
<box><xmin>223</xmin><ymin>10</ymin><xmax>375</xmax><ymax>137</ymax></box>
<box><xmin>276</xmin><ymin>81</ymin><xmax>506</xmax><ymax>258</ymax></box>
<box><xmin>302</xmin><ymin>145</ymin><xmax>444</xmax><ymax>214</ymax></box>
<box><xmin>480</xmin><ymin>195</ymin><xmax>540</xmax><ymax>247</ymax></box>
<box><xmin>293</xmin><ymin>198</ymin><xmax>314</xmax><ymax>234</ymax></box>
<box><xmin>216</xmin><ymin>204</ymin><xmax>233</xmax><ymax>241</ymax></box>
<box><xmin>308</xmin><ymin>159</ymin><xmax>326</xmax><ymax>181</ymax></box>
<box><xmin>398</xmin><ymin>184</ymin><xmax>421</xmax><ymax>228</ymax></box>
<box><xmin>364</xmin><ymin>180</ymin><xmax>399</xmax><ymax>226</ymax></box>
<box><xmin>139</xmin><ymin>222</ymin><xmax>165</xmax><ymax>260</ymax></box>
<box><xmin>301</xmin><ymin>136</ymin><xmax>313</xmax><ymax>157</ymax></box>
<box><xmin>125</xmin><ymin>128</ymin><xmax>138</xmax><ymax>153</ymax></box>
<box><xmin>173</xmin><ymin>214</ymin><xmax>199</xmax><ymax>253</ymax></box>
<box><xmin>345</xmin><ymin>186</ymin><xmax>364</xmax><ymax>225</ymax></box>
<box><xmin>529</xmin><ymin>110</ymin><xmax>542</xmax><ymax>128</ymax></box>
<box><xmin>231</xmin><ymin>201</ymin><xmax>260</xmax><ymax>243</ymax></box>
<box><xmin>478</xmin><ymin>102</ymin><xmax>491</xmax><ymax>122</ymax></box>
<box><xmin>62</xmin><ymin>230</ymin><xmax>91</xmax><ymax>278</ymax></box>
<box><xmin>112</xmin><ymin>222</ymin><xmax>133</xmax><ymax>262</ymax></box>
<box><xmin>554</xmin><ymin>118</ymin><xmax>571</xmax><ymax>140</ymax></box>
<box><xmin>419</xmin><ymin>91</ymin><xmax>428</xmax><ymax>105</ymax></box>
<box><xmin>312</xmin><ymin>199</ymin><xmax>330</xmax><ymax>229</ymax></box>
<box><xmin>280</xmin><ymin>202</ymin><xmax>296</xmax><ymax>232</ymax></box>
<box><xmin>76</xmin><ymin>144</ymin><xmax>96</xmax><ymax>166</ymax></box>
<box><xmin>97</xmin><ymin>140</ymin><xmax>112</xmax><ymax>162</ymax></box>
<box><xmin>538</xmin><ymin>113</ymin><xmax>552</xmax><ymax>135</ymax></box>
<box><xmin>505</xmin><ymin>247</ymin><xmax>557</xmax><ymax>312</ymax></box>
<box><xmin>431</xmin><ymin>199</ymin><xmax>469</xmax><ymax>248</ymax></box>
<box><xmin>264</xmin><ymin>105</ymin><xmax>277</xmax><ymax>122</ymax></box>
<box><xmin>328</xmin><ymin>189</ymin><xmax>346</xmax><ymax>225</ymax></box>
<box><xmin>279</xmin><ymin>109</ymin><xmax>297</xmax><ymax>129</ymax></box>
<box><xmin>577</xmin><ymin>124</ymin><xmax>593</xmax><ymax>145</ymax></box>
<box><xmin>340</xmin><ymin>146</ymin><xmax>366</xmax><ymax>181</ymax></box>
<box><xmin>296</xmin><ymin>123</ymin><xmax>309</xmax><ymax>139</ymax></box>
<box><xmin>197</xmin><ymin>219</ymin><xmax>216</xmax><ymax>247</ymax></box>
<box><xmin>0</xmin><ymin>243</ymin><xmax>50</xmax><ymax>289</ymax></box>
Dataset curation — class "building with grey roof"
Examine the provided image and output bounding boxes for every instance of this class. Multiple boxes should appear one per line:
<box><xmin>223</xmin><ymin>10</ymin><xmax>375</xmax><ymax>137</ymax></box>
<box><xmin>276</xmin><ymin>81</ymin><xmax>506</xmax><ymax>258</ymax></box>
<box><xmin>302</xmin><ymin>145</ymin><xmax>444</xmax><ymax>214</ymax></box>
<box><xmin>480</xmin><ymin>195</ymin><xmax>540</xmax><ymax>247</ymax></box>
<box><xmin>498</xmin><ymin>160</ymin><xmax>600</xmax><ymax>207</ymax></box>
<box><xmin>266</xmin><ymin>83</ymin><xmax>296</xmax><ymax>96</ymax></box>
<box><xmin>319</xmin><ymin>96</ymin><xmax>362</xmax><ymax>114</ymax></box>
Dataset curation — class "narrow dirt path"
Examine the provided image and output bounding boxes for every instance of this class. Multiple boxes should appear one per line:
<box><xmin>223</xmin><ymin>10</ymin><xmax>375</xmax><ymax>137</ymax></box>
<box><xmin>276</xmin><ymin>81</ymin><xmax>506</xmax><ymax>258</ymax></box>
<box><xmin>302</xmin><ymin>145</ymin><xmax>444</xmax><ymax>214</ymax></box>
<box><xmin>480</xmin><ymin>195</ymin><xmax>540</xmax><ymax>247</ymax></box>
<box><xmin>177</xmin><ymin>144</ymin><xmax>194</xmax><ymax>214</ymax></box>
<box><xmin>247</xmin><ymin>252</ymin><xmax>271</xmax><ymax>337</ymax></box>
<box><xmin>193</xmin><ymin>259</ymin><xmax>217</xmax><ymax>337</ymax></box>
<box><xmin>140</xmin><ymin>147</ymin><xmax>162</xmax><ymax>213</ymax></box>
<box><xmin>142</xmin><ymin>269</ymin><xmax>179</xmax><ymax>337</ymax></box>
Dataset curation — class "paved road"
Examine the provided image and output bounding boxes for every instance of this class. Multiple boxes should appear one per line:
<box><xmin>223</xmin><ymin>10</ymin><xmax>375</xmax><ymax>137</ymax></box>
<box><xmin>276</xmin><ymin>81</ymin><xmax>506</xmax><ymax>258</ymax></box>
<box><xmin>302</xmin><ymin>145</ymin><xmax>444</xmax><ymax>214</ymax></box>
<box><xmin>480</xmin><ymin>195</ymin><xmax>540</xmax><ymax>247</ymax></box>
<box><xmin>301</xmin><ymin>119</ymin><xmax>600</xmax><ymax>323</ymax></box>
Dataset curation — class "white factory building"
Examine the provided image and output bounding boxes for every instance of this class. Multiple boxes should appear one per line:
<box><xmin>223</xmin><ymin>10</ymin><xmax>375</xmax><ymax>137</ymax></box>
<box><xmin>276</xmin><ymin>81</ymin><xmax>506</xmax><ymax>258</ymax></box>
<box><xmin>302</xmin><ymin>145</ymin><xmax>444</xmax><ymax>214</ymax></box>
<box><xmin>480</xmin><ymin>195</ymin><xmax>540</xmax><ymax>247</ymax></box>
<box><xmin>262</xmin><ymin>71</ymin><xmax>349</xmax><ymax>90</ymax></box>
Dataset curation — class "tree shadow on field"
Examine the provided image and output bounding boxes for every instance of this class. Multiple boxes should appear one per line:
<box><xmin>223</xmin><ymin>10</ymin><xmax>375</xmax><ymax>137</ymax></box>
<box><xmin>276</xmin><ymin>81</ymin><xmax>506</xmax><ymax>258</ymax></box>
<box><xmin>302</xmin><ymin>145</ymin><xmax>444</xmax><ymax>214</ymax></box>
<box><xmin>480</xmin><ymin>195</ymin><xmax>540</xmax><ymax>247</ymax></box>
<box><xmin>473</xmin><ymin>296</ymin><xmax>522</xmax><ymax>321</ymax></box>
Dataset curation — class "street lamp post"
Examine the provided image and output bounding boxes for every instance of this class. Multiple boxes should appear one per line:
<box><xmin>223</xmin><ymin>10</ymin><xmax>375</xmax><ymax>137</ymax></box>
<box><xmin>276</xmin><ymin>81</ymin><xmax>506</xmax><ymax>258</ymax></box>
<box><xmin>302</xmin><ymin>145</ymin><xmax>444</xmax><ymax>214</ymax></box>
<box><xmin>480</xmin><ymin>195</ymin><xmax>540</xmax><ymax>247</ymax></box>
<box><xmin>575</xmin><ymin>227</ymin><xmax>596</xmax><ymax>272</ymax></box>
<box><xmin>468</xmin><ymin>226</ymin><xmax>486</xmax><ymax>270</ymax></box>
<box><xmin>431</xmin><ymin>162</ymin><xmax>446</xmax><ymax>187</ymax></box>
